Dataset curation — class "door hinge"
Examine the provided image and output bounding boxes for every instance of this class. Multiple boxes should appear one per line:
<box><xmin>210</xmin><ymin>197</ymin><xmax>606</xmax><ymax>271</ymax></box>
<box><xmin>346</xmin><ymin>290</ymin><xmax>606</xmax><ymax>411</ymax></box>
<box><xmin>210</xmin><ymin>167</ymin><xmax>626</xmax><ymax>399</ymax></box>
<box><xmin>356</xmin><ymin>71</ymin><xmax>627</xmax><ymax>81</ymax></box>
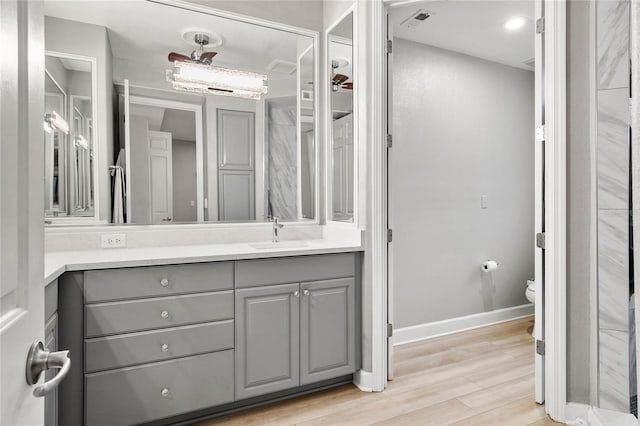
<box><xmin>387</xmin><ymin>39</ymin><xmax>393</xmax><ymax>54</ymax></box>
<box><xmin>536</xmin><ymin>339</ymin><xmax>545</xmax><ymax>355</ymax></box>
<box><xmin>387</xmin><ymin>229</ymin><xmax>393</xmax><ymax>243</ymax></box>
<box><xmin>536</xmin><ymin>17</ymin><xmax>545</xmax><ymax>34</ymax></box>
<box><xmin>536</xmin><ymin>232</ymin><xmax>546</xmax><ymax>249</ymax></box>
<box><xmin>387</xmin><ymin>323</ymin><xmax>394</xmax><ymax>338</ymax></box>
<box><xmin>387</xmin><ymin>134</ymin><xmax>393</xmax><ymax>148</ymax></box>
<box><xmin>535</xmin><ymin>125</ymin><xmax>546</xmax><ymax>143</ymax></box>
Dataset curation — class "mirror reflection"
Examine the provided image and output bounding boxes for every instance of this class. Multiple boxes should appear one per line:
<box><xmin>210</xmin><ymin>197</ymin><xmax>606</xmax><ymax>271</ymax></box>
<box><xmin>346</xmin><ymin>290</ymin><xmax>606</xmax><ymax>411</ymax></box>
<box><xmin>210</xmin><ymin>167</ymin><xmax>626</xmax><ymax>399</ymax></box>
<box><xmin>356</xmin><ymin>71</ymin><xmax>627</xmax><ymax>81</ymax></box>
<box><xmin>328</xmin><ymin>12</ymin><xmax>354</xmax><ymax>223</ymax></box>
<box><xmin>44</xmin><ymin>54</ymin><xmax>95</xmax><ymax>217</ymax></box>
<box><xmin>43</xmin><ymin>0</ymin><xmax>316</xmax><ymax>225</ymax></box>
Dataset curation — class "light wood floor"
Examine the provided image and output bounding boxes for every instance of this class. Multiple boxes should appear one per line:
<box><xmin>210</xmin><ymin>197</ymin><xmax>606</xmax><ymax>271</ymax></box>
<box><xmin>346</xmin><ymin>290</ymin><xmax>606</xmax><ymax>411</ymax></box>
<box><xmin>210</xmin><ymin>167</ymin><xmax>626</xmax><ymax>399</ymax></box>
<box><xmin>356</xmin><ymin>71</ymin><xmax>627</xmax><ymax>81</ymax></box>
<box><xmin>200</xmin><ymin>316</ymin><xmax>560</xmax><ymax>426</ymax></box>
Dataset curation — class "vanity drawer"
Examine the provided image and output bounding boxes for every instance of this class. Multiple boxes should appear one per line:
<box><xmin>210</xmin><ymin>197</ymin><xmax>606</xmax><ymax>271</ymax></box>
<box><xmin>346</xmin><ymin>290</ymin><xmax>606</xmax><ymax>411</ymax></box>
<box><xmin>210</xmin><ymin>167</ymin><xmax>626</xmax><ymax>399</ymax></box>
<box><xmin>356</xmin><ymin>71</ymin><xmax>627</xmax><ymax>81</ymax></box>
<box><xmin>85</xmin><ymin>350</ymin><xmax>234</xmax><ymax>426</ymax></box>
<box><xmin>84</xmin><ymin>262</ymin><xmax>234</xmax><ymax>303</ymax></box>
<box><xmin>235</xmin><ymin>253</ymin><xmax>356</xmax><ymax>288</ymax></box>
<box><xmin>85</xmin><ymin>319</ymin><xmax>234</xmax><ymax>372</ymax></box>
<box><xmin>85</xmin><ymin>291</ymin><xmax>233</xmax><ymax>337</ymax></box>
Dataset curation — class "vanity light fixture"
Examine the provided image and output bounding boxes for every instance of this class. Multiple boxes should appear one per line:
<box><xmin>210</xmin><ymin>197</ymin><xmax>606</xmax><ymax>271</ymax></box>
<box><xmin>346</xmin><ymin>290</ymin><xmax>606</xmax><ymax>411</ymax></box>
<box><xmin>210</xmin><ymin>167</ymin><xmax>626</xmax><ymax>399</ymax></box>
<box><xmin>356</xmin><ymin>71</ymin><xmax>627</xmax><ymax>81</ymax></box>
<box><xmin>44</xmin><ymin>112</ymin><xmax>70</xmax><ymax>134</ymax></box>
<box><xmin>504</xmin><ymin>17</ymin><xmax>526</xmax><ymax>31</ymax></box>
<box><xmin>74</xmin><ymin>135</ymin><xmax>88</xmax><ymax>149</ymax></box>
<box><xmin>171</xmin><ymin>61</ymin><xmax>268</xmax><ymax>100</ymax></box>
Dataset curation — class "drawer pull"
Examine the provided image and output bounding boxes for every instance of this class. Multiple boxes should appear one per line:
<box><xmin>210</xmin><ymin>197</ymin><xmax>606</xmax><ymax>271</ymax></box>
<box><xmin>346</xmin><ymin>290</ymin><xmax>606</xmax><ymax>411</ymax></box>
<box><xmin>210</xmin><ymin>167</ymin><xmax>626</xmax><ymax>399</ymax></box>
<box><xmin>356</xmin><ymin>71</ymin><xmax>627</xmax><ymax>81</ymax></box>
<box><xmin>161</xmin><ymin>344</ymin><xmax>169</xmax><ymax>352</ymax></box>
<box><xmin>160</xmin><ymin>278</ymin><xmax>170</xmax><ymax>287</ymax></box>
<box><xmin>161</xmin><ymin>387</ymin><xmax>171</xmax><ymax>398</ymax></box>
<box><xmin>160</xmin><ymin>310</ymin><xmax>170</xmax><ymax>320</ymax></box>
<box><xmin>303</xmin><ymin>289</ymin><xmax>310</xmax><ymax>296</ymax></box>
<box><xmin>293</xmin><ymin>290</ymin><xmax>300</xmax><ymax>298</ymax></box>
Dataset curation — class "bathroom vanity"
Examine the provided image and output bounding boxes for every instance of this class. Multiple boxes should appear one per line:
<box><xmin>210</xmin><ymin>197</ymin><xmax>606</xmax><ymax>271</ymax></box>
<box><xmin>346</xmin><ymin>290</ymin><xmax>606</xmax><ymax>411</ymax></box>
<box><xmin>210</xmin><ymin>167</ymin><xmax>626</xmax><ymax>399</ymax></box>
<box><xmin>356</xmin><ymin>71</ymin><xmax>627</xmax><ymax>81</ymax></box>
<box><xmin>47</xmin><ymin>249</ymin><xmax>361</xmax><ymax>426</ymax></box>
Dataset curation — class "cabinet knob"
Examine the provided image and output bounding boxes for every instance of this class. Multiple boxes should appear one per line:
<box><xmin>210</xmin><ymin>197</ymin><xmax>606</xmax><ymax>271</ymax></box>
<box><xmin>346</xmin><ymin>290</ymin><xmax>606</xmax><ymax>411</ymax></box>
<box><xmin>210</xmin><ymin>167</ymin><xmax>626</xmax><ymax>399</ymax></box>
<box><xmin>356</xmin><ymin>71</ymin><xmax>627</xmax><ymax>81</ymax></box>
<box><xmin>160</xmin><ymin>278</ymin><xmax>170</xmax><ymax>287</ymax></box>
<box><xmin>293</xmin><ymin>290</ymin><xmax>300</xmax><ymax>297</ymax></box>
<box><xmin>161</xmin><ymin>310</ymin><xmax>169</xmax><ymax>319</ymax></box>
<box><xmin>161</xmin><ymin>344</ymin><xmax>169</xmax><ymax>352</ymax></box>
<box><xmin>303</xmin><ymin>289</ymin><xmax>310</xmax><ymax>296</ymax></box>
<box><xmin>161</xmin><ymin>388</ymin><xmax>170</xmax><ymax>398</ymax></box>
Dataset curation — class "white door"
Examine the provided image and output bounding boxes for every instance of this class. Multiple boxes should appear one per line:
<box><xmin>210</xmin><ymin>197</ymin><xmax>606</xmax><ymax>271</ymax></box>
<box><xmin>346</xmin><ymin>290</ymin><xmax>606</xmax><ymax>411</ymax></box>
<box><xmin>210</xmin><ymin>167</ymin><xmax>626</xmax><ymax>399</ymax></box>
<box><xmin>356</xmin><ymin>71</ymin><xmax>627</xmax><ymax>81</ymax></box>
<box><xmin>533</xmin><ymin>0</ymin><xmax>545</xmax><ymax>405</ymax></box>
<box><xmin>123</xmin><ymin>79</ymin><xmax>132</xmax><ymax>222</ymax></box>
<box><xmin>148</xmin><ymin>131</ymin><xmax>173</xmax><ymax>223</ymax></box>
<box><xmin>385</xmin><ymin>8</ymin><xmax>394</xmax><ymax>381</ymax></box>
<box><xmin>1</xmin><ymin>1</ymin><xmax>59</xmax><ymax>424</ymax></box>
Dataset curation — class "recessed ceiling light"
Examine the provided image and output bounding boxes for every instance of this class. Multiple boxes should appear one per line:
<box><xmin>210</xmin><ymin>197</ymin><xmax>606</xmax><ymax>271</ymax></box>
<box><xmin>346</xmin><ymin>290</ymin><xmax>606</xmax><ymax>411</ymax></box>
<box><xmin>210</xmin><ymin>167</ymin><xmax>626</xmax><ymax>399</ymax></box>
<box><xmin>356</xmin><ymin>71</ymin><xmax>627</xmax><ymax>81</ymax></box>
<box><xmin>504</xmin><ymin>17</ymin><xmax>526</xmax><ymax>31</ymax></box>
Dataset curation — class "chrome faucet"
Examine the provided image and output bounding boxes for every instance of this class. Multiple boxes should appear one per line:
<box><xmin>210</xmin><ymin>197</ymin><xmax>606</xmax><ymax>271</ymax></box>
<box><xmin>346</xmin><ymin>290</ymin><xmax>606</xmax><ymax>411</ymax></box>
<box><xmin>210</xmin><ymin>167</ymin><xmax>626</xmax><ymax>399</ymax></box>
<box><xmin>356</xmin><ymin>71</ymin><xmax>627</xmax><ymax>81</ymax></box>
<box><xmin>272</xmin><ymin>216</ymin><xmax>284</xmax><ymax>243</ymax></box>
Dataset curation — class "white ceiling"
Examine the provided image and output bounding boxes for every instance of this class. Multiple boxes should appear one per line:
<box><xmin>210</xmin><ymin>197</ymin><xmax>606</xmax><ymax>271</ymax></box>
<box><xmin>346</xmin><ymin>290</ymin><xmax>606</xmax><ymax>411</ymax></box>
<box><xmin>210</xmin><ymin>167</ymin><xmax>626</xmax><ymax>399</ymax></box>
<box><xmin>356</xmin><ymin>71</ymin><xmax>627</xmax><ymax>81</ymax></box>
<box><xmin>44</xmin><ymin>0</ymin><xmax>313</xmax><ymax>81</ymax></box>
<box><xmin>390</xmin><ymin>1</ymin><xmax>535</xmax><ymax>71</ymax></box>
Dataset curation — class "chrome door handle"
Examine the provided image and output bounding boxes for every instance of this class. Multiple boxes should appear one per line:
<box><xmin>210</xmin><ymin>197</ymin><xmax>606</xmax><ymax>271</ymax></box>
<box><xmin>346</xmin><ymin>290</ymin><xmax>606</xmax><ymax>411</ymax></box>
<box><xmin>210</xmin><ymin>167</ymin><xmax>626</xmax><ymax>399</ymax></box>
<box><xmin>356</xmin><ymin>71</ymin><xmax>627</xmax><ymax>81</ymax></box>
<box><xmin>25</xmin><ymin>341</ymin><xmax>71</xmax><ymax>397</ymax></box>
<box><xmin>160</xmin><ymin>278</ymin><xmax>170</xmax><ymax>287</ymax></box>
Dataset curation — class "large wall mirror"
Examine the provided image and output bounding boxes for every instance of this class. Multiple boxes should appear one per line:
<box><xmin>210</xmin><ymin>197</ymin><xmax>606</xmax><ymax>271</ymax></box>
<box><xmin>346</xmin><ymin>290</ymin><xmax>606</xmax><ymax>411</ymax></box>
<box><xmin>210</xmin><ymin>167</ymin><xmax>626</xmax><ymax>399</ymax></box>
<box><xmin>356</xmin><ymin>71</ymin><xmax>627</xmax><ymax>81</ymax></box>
<box><xmin>43</xmin><ymin>0</ymin><xmax>317</xmax><ymax>225</ymax></box>
<box><xmin>44</xmin><ymin>53</ymin><xmax>97</xmax><ymax>219</ymax></box>
<box><xmin>328</xmin><ymin>11</ymin><xmax>354</xmax><ymax>223</ymax></box>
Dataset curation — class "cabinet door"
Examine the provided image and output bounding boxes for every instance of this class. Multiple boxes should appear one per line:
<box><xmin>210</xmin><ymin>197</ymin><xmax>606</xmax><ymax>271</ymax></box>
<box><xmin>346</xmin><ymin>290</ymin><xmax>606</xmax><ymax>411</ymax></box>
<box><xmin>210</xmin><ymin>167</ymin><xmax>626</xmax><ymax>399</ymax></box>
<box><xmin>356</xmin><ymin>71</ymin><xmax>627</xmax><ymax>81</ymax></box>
<box><xmin>235</xmin><ymin>283</ymin><xmax>300</xmax><ymax>399</ymax></box>
<box><xmin>300</xmin><ymin>278</ymin><xmax>355</xmax><ymax>385</ymax></box>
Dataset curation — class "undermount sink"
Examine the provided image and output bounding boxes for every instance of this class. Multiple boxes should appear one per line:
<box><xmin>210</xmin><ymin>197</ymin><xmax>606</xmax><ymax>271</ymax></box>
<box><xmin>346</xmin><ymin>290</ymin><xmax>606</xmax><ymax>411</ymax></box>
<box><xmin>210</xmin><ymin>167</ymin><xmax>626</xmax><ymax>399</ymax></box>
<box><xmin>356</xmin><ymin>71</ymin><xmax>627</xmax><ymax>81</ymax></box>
<box><xmin>249</xmin><ymin>241</ymin><xmax>310</xmax><ymax>250</ymax></box>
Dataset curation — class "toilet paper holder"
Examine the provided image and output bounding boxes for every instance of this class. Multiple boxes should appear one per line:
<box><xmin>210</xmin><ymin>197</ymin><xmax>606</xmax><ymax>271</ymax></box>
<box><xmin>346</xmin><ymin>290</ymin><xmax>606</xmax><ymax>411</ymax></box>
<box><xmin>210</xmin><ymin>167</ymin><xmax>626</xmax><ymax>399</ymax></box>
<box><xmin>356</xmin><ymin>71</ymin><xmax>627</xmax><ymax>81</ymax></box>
<box><xmin>481</xmin><ymin>260</ymin><xmax>499</xmax><ymax>272</ymax></box>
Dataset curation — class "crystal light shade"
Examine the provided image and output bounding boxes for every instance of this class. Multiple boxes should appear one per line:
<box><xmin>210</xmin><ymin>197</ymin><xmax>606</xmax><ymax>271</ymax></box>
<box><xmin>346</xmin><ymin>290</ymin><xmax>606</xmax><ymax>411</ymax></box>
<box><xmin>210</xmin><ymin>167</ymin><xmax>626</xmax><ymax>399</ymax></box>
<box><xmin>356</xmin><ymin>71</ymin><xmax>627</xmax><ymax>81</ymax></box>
<box><xmin>74</xmin><ymin>135</ymin><xmax>88</xmax><ymax>149</ymax></box>
<box><xmin>44</xmin><ymin>111</ymin><xmax>70</xmax><ymax>134</ymax></box>
<box><xmin>171</xmin><ymin>61</ymin><xmax>268</xmax><ymax>100</ymax></box>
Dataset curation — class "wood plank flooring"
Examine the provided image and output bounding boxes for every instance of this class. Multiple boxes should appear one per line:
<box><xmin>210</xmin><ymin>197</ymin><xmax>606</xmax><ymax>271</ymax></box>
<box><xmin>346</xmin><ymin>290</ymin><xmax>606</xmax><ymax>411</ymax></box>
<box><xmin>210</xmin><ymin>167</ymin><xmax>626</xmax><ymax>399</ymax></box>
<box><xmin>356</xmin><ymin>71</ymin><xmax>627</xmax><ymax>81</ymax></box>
<box><xmin>200</xmin><ymin>316</ymin><xmax>560</xmax><ymax>425</ymax></box>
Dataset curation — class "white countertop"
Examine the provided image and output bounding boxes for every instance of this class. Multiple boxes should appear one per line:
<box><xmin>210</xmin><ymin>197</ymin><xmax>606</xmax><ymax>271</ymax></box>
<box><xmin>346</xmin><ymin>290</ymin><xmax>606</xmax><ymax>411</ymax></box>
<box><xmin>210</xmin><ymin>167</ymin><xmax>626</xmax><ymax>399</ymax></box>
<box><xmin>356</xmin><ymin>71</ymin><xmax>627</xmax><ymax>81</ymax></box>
<box><xmin>44</xmin><ymin>239</ymin><xmax>363</xmax><ymax>285</ymax></box>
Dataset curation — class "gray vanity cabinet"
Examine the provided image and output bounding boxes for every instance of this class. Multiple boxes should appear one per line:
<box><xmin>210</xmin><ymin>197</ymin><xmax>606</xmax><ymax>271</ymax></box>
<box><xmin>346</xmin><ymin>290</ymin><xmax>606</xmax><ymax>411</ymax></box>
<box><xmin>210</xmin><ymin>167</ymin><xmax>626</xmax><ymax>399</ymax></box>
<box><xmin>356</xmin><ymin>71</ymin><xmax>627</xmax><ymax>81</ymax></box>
<box><xmin>300</xmin><ymin>278</ymin><xmax>356</xmax><ymax>385</ymax></box>
<box><xmin>235</xmin><ymin>283</ymin><xmax>300</xmax><ymax>399</ymax></box>
<box><xmin>58</xmin><ymin>253</ymin><xmax>360</xmax><ymax>425</ymax></box>
<box><xmin>235</xmin><ymin>254</ymin><xmax>358</xmax><ymax>399</ymax></box>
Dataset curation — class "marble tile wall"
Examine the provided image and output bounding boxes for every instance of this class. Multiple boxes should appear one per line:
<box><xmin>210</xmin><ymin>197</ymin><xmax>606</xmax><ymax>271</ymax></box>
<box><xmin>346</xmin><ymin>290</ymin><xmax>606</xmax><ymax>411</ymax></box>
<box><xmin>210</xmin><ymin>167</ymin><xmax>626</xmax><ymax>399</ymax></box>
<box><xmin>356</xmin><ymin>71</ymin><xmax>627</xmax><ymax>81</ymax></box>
<box><xmin>597</xmin><ymin>0</ymin><xmax>631</xmax><ymax>413</ymax></box>
<box><xmin>267</xmin><ymin>97</ymin><xmax>298</xmax><ymax>220</ymax></box>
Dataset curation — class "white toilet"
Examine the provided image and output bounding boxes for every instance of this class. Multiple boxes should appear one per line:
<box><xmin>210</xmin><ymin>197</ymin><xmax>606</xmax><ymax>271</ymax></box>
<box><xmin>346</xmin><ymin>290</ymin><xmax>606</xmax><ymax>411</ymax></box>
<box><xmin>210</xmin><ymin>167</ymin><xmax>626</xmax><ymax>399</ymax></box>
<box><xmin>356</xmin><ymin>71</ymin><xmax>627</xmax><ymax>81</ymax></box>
<box><xmin>525</xmin><ymin>279</ymin><xmax>535</xmax><ymax>304</ymax></box>
<box><xmin>526</xmin><ymin>279</ymin><xmax>535</xmax><ymax>337</ymax></box>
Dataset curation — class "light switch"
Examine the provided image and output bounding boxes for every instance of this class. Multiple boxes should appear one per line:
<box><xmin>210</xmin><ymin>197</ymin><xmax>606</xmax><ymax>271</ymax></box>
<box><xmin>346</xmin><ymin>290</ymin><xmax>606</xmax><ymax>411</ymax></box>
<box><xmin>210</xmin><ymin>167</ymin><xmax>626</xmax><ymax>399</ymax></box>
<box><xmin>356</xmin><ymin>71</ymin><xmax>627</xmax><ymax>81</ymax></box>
<box><xmin>190</xmin><ymin>200</ymin><xmax>195</xmax><ymax>207</ymax></box>
<box><xmin>481</xmin><ymin>195</ymin><xmax>488</xmax><ymax>209</ymax></box>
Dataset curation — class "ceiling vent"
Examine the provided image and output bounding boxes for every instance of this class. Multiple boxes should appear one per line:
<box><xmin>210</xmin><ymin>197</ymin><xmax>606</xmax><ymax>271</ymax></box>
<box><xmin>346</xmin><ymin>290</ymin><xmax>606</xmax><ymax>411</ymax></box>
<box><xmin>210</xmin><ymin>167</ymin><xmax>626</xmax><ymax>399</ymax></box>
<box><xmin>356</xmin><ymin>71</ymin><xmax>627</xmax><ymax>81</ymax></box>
<box><xmin>266</xmin><ymin>59</ymin><xmax>297</xmax><ymax>75</ymax></box>
<box><xmin>400</xmin><ymin>9</ymin><xmax>434</xmax><ymax>29</ymax></box>
<box><xmin>523</xmin><ymin>58</ymin><xmax>535</xmax><ymax>68</ymax></box>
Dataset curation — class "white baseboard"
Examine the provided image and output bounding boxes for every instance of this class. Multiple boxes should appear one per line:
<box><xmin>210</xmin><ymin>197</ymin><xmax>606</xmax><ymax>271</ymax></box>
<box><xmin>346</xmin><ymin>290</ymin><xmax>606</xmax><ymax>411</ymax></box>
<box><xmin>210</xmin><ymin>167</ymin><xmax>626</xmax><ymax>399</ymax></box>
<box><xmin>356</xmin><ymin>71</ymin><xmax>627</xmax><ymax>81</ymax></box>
<box><xmin>353</xmin><ymin>370</ymin><xmax>374</xmax><ymax>392</ymax></box>
<box><xmin>565</xmin><ymin>402</ymin><xmax>637</xmax><ymax>426</ymax></box>
<box><xmin>392</xmin><ymin>304</ymin><xmax>534</xmax><ymax>346</ymax></box>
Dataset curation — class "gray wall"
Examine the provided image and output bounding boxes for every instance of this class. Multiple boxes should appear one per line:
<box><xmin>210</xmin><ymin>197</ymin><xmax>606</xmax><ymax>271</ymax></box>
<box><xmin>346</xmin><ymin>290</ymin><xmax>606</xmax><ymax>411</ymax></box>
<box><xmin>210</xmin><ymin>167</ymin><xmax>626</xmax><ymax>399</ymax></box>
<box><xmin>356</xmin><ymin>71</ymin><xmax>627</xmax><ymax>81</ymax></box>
<box><xmin>129</xmin><ymin>116</ymin><xmax>150</xmax><ymax>224</ymax></box>
<box><xmin>392</xmin><ymin>39</ymin><xmax>534</xmax><ymax>328</ymax></box>
<box><xmin>566</xmin><ymin>0</ymin><xmax>596</xmax><ymax>405</ymax></box>
<box><xmin>172</xmin><ymin>139</ymin><xmax>198</xmax><ymax>222</ymax></box>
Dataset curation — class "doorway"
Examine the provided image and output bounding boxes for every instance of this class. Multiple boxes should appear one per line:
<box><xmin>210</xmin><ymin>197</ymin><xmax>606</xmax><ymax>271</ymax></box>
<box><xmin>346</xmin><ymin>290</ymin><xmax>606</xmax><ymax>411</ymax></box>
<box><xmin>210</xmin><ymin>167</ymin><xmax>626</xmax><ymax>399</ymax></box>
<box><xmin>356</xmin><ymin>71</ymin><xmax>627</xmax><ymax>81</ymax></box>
<box><xmin>385</xmin><ymin>0</ymin><xmax>545</xmax><ymax>406</ymax></box>
<box><xmin>122</xmin><ymin>89</ymin><xmax>205</xmax><ymax>224</ymax></box>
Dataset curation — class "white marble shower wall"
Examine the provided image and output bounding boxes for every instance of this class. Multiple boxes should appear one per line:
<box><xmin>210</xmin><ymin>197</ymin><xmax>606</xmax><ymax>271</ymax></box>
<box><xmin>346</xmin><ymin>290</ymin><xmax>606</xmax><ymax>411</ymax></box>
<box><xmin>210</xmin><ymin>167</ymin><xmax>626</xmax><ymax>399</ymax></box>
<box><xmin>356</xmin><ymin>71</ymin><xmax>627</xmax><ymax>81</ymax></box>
<box><xmin>596</xmin><ymin>0</ymin><xmax>631</xmax><ymax>412</ymax></box>
<box><xmin>267</xmin><ymin>97</ymin><xmax>298</xmax><ymax>219</ymax></box>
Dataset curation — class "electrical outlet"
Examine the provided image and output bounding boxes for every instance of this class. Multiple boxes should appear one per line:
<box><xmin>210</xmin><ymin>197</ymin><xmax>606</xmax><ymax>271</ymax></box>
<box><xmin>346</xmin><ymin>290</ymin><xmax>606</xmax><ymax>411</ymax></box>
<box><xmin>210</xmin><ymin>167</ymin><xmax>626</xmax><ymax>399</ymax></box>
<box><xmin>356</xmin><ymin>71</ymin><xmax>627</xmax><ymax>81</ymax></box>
<box><xmin>481</xmin><ymin>195</ymin><xmax>488</xmax><ymax>209</ymax></box>
<box><xmin>101</xmin><ymin>234</ymin><xmax>126</xmax><ymax>248</ymax></box>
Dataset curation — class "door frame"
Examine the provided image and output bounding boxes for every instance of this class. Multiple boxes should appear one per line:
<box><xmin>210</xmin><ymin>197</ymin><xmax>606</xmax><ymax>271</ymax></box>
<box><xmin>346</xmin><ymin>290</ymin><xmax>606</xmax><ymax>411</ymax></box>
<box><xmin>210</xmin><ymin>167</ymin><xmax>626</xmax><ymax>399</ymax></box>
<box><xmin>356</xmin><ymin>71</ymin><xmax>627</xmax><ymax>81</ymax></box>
<box><xmin>370</xmin><ymin>0</ymin><xmax>567</xmax><ymax>422</ymax></box>
<box><xmin>125</xmin><ymin>95</ymin><xmax>205</xmax><ymax>222</ymax></box>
